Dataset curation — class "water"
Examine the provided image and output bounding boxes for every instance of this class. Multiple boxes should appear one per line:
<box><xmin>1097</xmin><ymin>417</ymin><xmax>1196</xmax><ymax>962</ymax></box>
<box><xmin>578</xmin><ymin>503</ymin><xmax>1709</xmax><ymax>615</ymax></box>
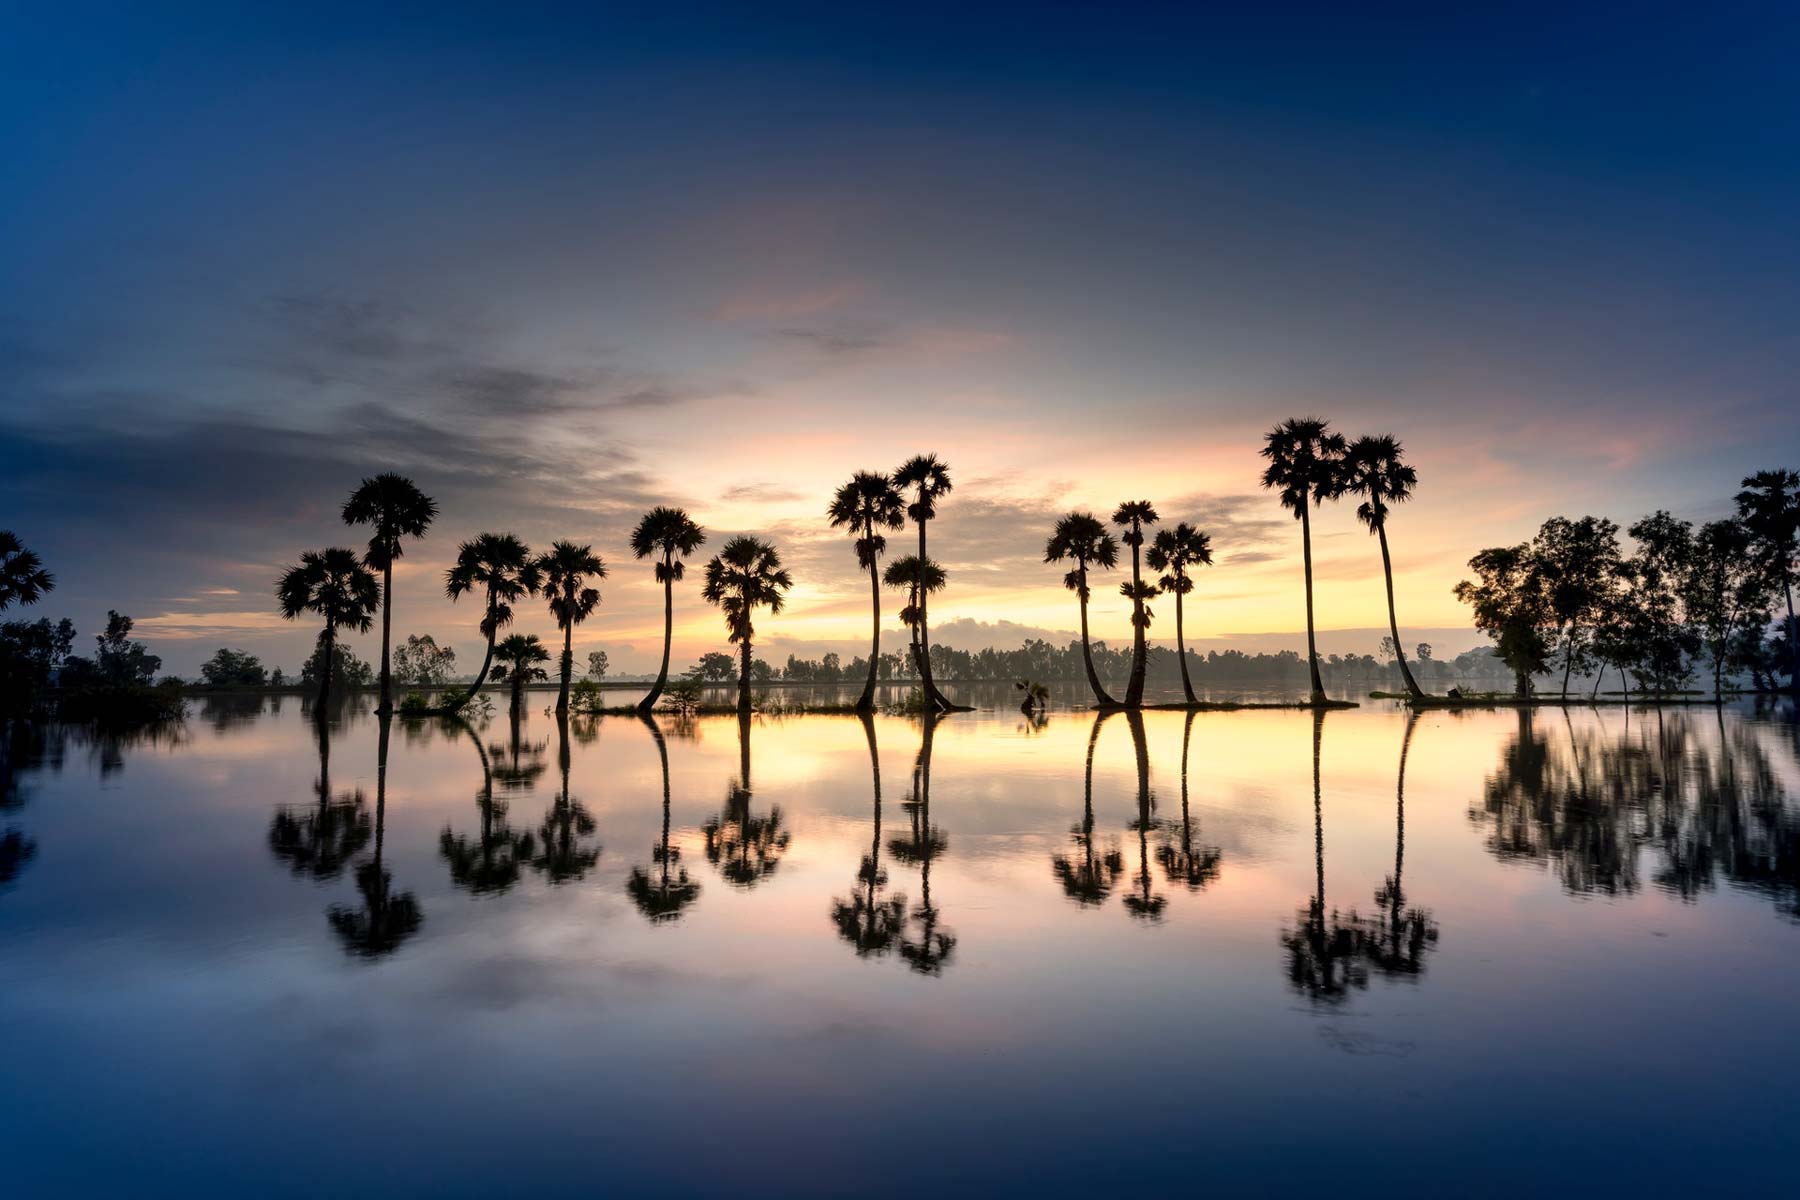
<box><xmin>3</xmin><ymin>696</ymin><xmax>1798</xmax><ymax>1197</ymax></box>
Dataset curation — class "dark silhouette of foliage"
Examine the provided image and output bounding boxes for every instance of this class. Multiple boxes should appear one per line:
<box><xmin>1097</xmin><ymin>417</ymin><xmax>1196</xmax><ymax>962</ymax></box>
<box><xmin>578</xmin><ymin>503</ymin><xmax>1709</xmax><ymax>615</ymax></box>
<box><xmin>892</xmin><ymin>714</ymin><xmax>955</xmax><ymax>973</ymax></box>
<box><xmin>0</xmin><ymin>531</ymin><xmax>54</xmax><ymax>612</ymax></box>
<box><xmin>199</xmin><ymin>648</ymin><xmax>266</xmax><ymax>688</ymax></box>
<box><xmin>1341</xmin><ymin>435</ymin><xmax>1425</xmax><ymax>699</ymax></box>
<box><xmin>270</xmin><ymin>719</ymin><xmax>371</xmax><ymax>880</ymax></box>
<box><xmin>440</xmin><ymin>716</ymin><xmax>535</xmax><ymax>895</ymax></box>
<box><xmin>701</xmin><ymin>536</ymin><xmax>793</xmax><ymax>712</ymax></box>
<box><xmin>1045</xmin><ymin>512</ymin><xmax>1120</xmax><ymax>706</ymax></box>
<box><xmin>627</xmin><ymin>714</ymin><xmax>701</xmax><ymax>922</ymax></box>
<box><xmin>1352</xmin><ymin>712</ymin><xmax>1438</xmax><ymax>977</ymax></box>
<box><xmin>535</xmin><ymin>541</ymin><xmax>606</xmax><ymax>715</ymax></box>
<box><xmin>1121</xmin><ymin>711</ymin><xmax>1166</xmax><ymax>920</ymax></box>
<box><xmin>1146</xmin><ymin>523</ymin><xmax>1213</xmax><ymax>704</ymax></box>
<box><xmin>1052</xmin><ymin>712</ymin><xmax>1124</xmax><ymax>906</ymax></box>
<box><xmin>445</xmin><ymin>533</ymin><xmax>541</xmax><ymax>711</ymax></box>
<box><xmin>1454</xmin><ymin>545</ymin><xmax>1552</xmax><ymax>697</ymax></box>
<box><xmin>831</xmin><ymin>713</ymin><xmax>906</xmax><ymax>957</ymax></box>
<box><xmin>1112</xmin><ymin>501</ymin><xmax>1160</xmax><ymax>707</ymax></box>
<box><xmin>277</xmin><ymin>549</ymin><xmax>379</xmax><ymax>711</ymax></box>
<box><xmin>1159</xmin><ymin>710</ymin><xmax>1222</xmax><ymax>889</ymax></box>
<box><xmin>829</xmin><ymin>471</ymin><xmax>907</xmax><ymax>713</ymax></box>
<box><xmin>532</xmin><ymin>714</ymin><xmax>600</xmax><ymax>884</ymax></box>
<box><xmin>329</xmin><ymin>716</ymin><xmax>422</xmax><ymax>957</ymax></box>
<box><xmin>1261</xmin><ymin>418</ymin><xmax>1346</xmax><ymax>704</ymax></box>
<box><xmin>1279</xmin><ymin>713</ymin><xmax>1369</xmax><ymax>1003</ymax></box>
<box><xmin>1736</xmin><ymin>469</ymin><xmax>1800</xmax><ymax>693</ymax></box>
<box><xmin>630</xmin><ymin>507</ymin><xmax>707</xmax><ymax>715</ymax></box>
<box><xmin>704</xmin><ymin>712</ymin><xmax>790</xmax><ymax>888</ymax></box>
<box><xmin>894</xmin><ymin>454</ymin><xmax>962</xmax><ymax>712</ymax></box>
<box><xmin>341</xmin><ymin>474</ymin><xmax>437</xmax><ymax>713</ymax></box>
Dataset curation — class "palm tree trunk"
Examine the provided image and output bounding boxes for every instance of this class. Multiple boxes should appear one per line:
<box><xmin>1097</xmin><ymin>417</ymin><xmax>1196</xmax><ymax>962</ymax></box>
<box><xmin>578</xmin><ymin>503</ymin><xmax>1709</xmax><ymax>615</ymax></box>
<box><xmin>915</xmin><ymin>515</ymin><xmax>951</xmax><ymax>712</ymax></box>
<box><xmin>557</xmin><ymin>623</ymin><xmax>573</xmax><ymax>714</ymax></box>
<box><xmin>1175</xmin><ymin>586</ymin><xmax>1196</xmax><ymax>704</ymax></box>
<box><xmin>1562</xmin><ymin>639</ymin><xmax>1575</xmax><ymax>696</ymax></box>
<box><xmin>1126</xmin><ymin>530</ymin><xmax>1147</xmax><ymax>707</ymax></box>
<box><xmin>1592</xmin><ymin>665</ymin><xmax>1604</xmax><ymax>698</ymax></box>
<box><xmin>1300</xmin><ymin>501</ymin><xmax>1325</xmax><ymax>704</ymax></box>
<box><xmin>377</xmin><ymin>561</ymin><xmax>394</xmax><ymax>713</ymax></box>
<box><xmin>738</xmin><ymin>634</ymin><xmax>752</xmax><ymax>712</ymax></box>
<box><xmin>1377</xmin><ymin>524</ymin><xmax>1423</xmax><ymax>699</ymax></box>
<box><xmin>453</xmin><ymin>592</ymin><xmax>498</xmax><ymax>711</ymax></box>
<box><xmin>858</xmin><ymin>559</ymin><xmax>880</xmax><ymax>712</ymax></box>
<box><xmin>318</xmin><ymin>622</ymin><xmax>336</xmax><ymax>713</ymax></box>
<box><xmin>1784</xmin><ymin>572</ymin><xmax>1798</xmax><ymax>695</ymax></box>
<box><xmin>1078</xmin><ymin>565</ymin><xmax>1117</xmax><ymax>706</ymax></box>
<box><xmin>640</xmin><ymin>565</ymin><xmax>675</xmax><ymax>716</ymax></box>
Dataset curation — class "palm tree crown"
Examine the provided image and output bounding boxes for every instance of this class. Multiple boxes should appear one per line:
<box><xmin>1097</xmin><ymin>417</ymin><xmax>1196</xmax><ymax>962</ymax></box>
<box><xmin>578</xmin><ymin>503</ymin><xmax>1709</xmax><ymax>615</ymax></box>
<box><xmin>1260</xmin><ymin>418</ymin><xmax>1347</xmax><ymax>515</ymax></box>
<box><xmin>828</xmin><ymin>471</ymin><xmax>906</xmax><ymax>566</ymax></box>
<box><xmin>341</xmin><ymin>473</ymin><xmax>437</xmax><ymax>571</ymax></box>
<box><xmin>883</xmin><ymin>555</ymin><xmax>947</xmax><ymax>629</ymax></box>
<box><xmin>0</xmin><ymin>531</ymin><xmax>54</xmax><ymax>611</ymax></box>
<box><xmin>276</xmin><ymin>548</ymin><xmax>380</xmax><ymax>633</ymax></box>
<box><xmin>446</xmin><ymin>533</ymin><xmax>540</xmax><ymax>637</ymax></box>
<box><xmin>631</xmin><ymin>506</ymin><xmax>707</xmax><ymax>583</ymax></box>
<box><xmin>493</xmin><ymin>633</ymin><xmax>551</xmax><ymax>680</ymax></box>
<box><xmin>1147</xmin><ymin>523</ymin><xmax>1213</xmax><ymax>594</ymax></box>
<box><xmin>1045</xmin><ymin>513</ymin><xmax>1118</xmax><ymax>599</ymax></box>
<box><xmin>702</xmin><ymin>536</ymin><xmax>794</xmax><ymax>645</ymax></box>
<box><xmin>1340</xmin><ymin>436</ymin><xmax>1416</xmax><ymax>532</ymax></box>
<box><xmin>894</xmin><ymin>454</ymin><xmax>953</xmax><ymax>522</ymax></box>
<box><xmin>537</xmin><ymin>541</ymin><xmax>606</xmax><ymax>631</ymax></box>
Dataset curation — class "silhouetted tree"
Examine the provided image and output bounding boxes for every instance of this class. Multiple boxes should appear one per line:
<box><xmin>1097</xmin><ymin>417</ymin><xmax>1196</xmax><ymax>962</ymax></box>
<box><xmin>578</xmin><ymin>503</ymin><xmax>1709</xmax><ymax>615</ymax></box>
<box><xmin>491</xmin><ymin>633</ymin><xmax>550</xmax><ymax>716</ymax></box>
<box><xmin>627</xmin><ymin>714</ymin><xmax>701</xmax><ymax>922</ymax></box>
<box><xmin>1736</xmin><ymin>469</ymin><xmax>1800</xmax><ymax>693</ymax></box>
<box><xmin>1046</xmin><ymin>513</ymin><xmax>1121</xmax><ymax>707</ymax></box>
<box><xmin>440</xmin><ymin>716</ymin><xmax>535</xmax><ymax>894</ymax></box>
<box><xmin>701</xmin><ymin>536</ymin><xmax>794</xmax><ymax>712</ymax></box>
<box><xmin>532</xmin><ymin>713</ymin><xmax>599</xmax><ymax>883</ymax></box>
<box><xmin>535</xmin><ymin>541</ymin><xmax>606</xmax><ymax>715</ymax></box>
<box><xmin>1354</xmin><ymin>712</ymin><xmax>1438</xmax><ymax>977</ymax></box>
<box><xmin>276</xmin><ymin>548</ymin><xmax>380</xmax><ymax>712</ymax></box>
<box><xmin>894</xmin><ymin>454</ymin><xmax>961</xmax><ymax>712</ymax></box>
<box><xmin>1279</xmin><ymin>712</ymin><xmax>1368</xmax><ymax>1002</ymax></box>
<box><xmin>329</xmin><ymin>715</ymin><xmax>422</xmax><ymax>957</ymax></box>
<box><xmin>445</xmin><ymin>533</ymin><xmax>541</xmax><ymax>711</ymax></box>
<box><xmin>883</xmin><ymin>555</ymin><xmax>946</xmax><ymax>678</ymax></box>
<box><xmin>270</xmin><ymin>718</ymin><xmax>371</xmax><ymax>879</ymax></box>
<box><xmin>1527</xmin><ymin>515</ymin><xmax>1625</xmax><ymax>695</ymax></box>
<box><xmin>704</xmin><ymin>711</ymin><xmax>790</xmax><ymax>887</ymax></box>
<box><xmin>0</xmin><ymin>531</ymin><xmax>54</xmax><ymax>612</ymax></box>
<box><xmin>1683</xmin><ymin>518</ymin><xmax>1770</xmax><ymax>696</ymax></box>
<box><xmin>1112</xmin><ymin>501</ymin><xmax>1160</xmax><ymax>707</ymax></box>
<box><xmin>631</xmin><ymin>507</ymin><xmax>707</xmax><ymax>715</ymax></box>
<box><xmin>1455</xmin><ymin>544</ymin><xmax>1551</xmax><ymax>697</ymax></box>
<box><xmin>892</xmin><ymin>713</ymin><xmax>955</xmax><ymax>973</ymax></box>
<box><xmin>1146</xmin><ymin>523</ymin><xmax>1213</xmax><ymax>704</ymax></box>
<box><xmin>1341</xmin><ymin>436</ymin><xmax>1425</xmax><ymax>699</ymax></box>
<box><xmin>341</xmin><ymin>474</ymin><xmax>437</xmax><ymax>713</ymax></box>
<box><xmin>832</xmin><ymin>713</ymin><xmax>906</xmax><ymax>956</ymax></box>
<box><xmin>1623</xmin><ymin>511</ymin><xmax>1700</xmax><ymax>693</ymax></box>
<box><xmin>392</xmin><ymin>633</ymin><xmax>457</xmax><ymax>686</ymax></box>
<box><xmin>829</xmin><ymin>471</ymin><xmax>907</xmax><ymax>712</ymax></box>
<box><xmin>1261</xmin><ymin>418</ymin><xmax>1346</xmax><ymax>704</ymax></box>
<box><xmin>1053</xmin><ymin>711</ymin><xmax>1124</xmax><ymax>906</ymax></box>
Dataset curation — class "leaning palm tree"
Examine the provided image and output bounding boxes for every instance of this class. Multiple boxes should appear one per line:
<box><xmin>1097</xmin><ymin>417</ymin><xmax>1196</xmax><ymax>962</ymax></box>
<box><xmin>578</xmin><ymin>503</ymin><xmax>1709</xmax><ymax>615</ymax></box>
<box><xmin>341</xmin><ymin>474</ymin><xmax>437</xmax><ymax>713</ymax></box>
<box><xmin>894</xmin><ymin>454</ymin><xmax>959</xmax><ymax>711</ymax></box>
<box><xmin>275</xmin><ymin>547</ymin><xmax>380</xmax><ymax>712</ymax></box>
<box><xmin>1112</xmin><ymin>502</ymin><xmax>1160</xmax><ymax>706</ymax></box>
<box><xmin>883</xmin><ymin>555</ymin><xmax>947</xmax><ymax>678</ymax></box>
<box><xmin>828</xmin><ymin>471</ymin><xmax>907</xmax><ymax>712</ymax></box>
<box><xmin>444</xmin><ymin>533</ymin><xmax>541</xmax><ymax>711</ymax></box>
<box><xmin>0</xmin><ymin>532</ymin><xmax>54</xmax><ymax>611</ymax></box>
<box><xmin>1341</xmin><ymin>436</ymin><xmax>1424</xmax><ymax>699</ymax></box>
<box><xmin>700</xmin><ymin>536</ymin><xmax>794</xmax><ymax>712</ymax></box>
<box><xmin>630</xmin><ymin>507</ymin><xmax>707</xmax><ymax>715</ymax></box>
<box><xmin>1260</xmin><ymin>418</ymin><xmax>1347</xmax><ymax>704</ymax></box>
<box><xmin>1147</xmin><ymin>523</ymin><xmax>1214</xmax><ymax>704</ymax></box>
<box><xmin>492</xmin><ymin>633</ymin><xmax>551</xmax><ymax>715</ymax></box>
<box><xmin>1044</xmin><ymin>513</ymin><xmax>1120</xmax><ymax>706</ymax></box>
<box><xmin>535</xmin><ymin>541</ymin><xmax>606</xmax><ymax>714</ymax></box>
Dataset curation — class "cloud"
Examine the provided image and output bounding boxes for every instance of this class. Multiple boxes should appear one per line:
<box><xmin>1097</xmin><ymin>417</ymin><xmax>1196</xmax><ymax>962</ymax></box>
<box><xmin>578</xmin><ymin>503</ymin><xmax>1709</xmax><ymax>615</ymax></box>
<box><xmin>720</xmin><ymin>482</ymin><xmax>809</xmax><ymax>505</ymax></box>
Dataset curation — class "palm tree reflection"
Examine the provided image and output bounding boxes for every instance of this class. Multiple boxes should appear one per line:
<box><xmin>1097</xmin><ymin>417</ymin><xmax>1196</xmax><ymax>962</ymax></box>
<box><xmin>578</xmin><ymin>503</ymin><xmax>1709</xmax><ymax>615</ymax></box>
<box><xmin>439</xmin><ymin>715</ymin><xmax>534</xmax><ymax>895</ymax></box>
<box><xmin>531</xmin><ymin>713</ymin><xmax>600</xmax><ymax>884</ymax></box>
<box><xmin>1052</xmin><ymin>711</ymin><xmax>1124</xmax><ymax>906</ymax></box>
<box><xmin>329</xmin><ymin>714</ymin><xmax>422</xmax><ymax>957</ymax></box>
<box><xmin>1355</xmin><ymin>711</ymin><xmax>1438</xmax><ymax>978</ymax></box>
<box><xmin>704</xmin><ymin>711</ymin><xmax>790</xmax><ymax>888</ymax></box>
<box><xmin>892</xmin><ymin>713</ymin><xmax>955</xmax><ymax>973</ymax></box>
<box><xmin>1122</xmin><ymin>711</ymin><xmax>1167</xmax><ymax>921</ymax></box>
<box><xmin>1158</xmin><ymin>710</ymin><xmax>1222</xmax><ymax>889</ymax></box>
<box><xmin>627</xmin><ymin>714</ymin><xmax>701</xmax><ymax>922</ymax></box>
<box><xmin>270</xmin><ymin>718</ymin><xmax>371</xmax><ymax>880</ymax></box>
<box><xmin>832</xmin><ymin>713</ymin><xmax>906</xmax><ymax>956</ymax></box>
<box><xmin>1279</xmin><ymin>712</ymin><xmax>1369</xmax><ymax>1003</ymax></box>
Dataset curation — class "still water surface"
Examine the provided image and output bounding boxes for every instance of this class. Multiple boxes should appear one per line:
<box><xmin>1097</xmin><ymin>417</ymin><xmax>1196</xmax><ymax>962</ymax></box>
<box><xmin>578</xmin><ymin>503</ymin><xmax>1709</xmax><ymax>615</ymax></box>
<box><xmin>3</xmin><ymin>695</ymin><xmax>1798</xmax><ymax>1196</ymax></box>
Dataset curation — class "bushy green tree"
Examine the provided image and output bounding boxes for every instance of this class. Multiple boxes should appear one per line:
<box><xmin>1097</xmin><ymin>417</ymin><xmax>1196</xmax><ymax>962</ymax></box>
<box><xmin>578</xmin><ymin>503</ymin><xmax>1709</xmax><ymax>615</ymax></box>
<box><xmin>199</xmin><ymin>648</ymin><xmax>267</xmax><ymax>688</ymax></box>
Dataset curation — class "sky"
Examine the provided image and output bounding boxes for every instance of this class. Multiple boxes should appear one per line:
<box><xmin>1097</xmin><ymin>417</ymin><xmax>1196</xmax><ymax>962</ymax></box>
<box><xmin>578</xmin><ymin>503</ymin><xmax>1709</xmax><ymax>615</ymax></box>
<box><xmin>3</xmin><ymin>1</ymin><xmax>1798</xmax><ymax>676</ymax></box>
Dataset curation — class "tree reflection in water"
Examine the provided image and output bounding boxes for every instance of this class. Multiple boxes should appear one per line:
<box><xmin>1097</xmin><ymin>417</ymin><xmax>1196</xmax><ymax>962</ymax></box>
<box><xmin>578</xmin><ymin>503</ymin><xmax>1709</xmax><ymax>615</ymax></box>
<box><xmin>627</xmin><ymin>714</ymin><xmax>701</xmax><ymax>922</ymax></box>
<box><xmin>1279</xmin><ymin>712</ymin><xmax>1369</xmax><ymax>1003</ymax></box>
<box><xmin>270</xmin><ymin>717</ymin><xmax>370</xmax><ymax>880</ymax></box>
<box><xmin>1051</xmin><ymin>711</ymin><xmax>1123</xmax><ymax>906</ymax></box>
<box><xmin>531</xmin><ymin>713</ymin><xmax>599</xmax><ymax>884</ymax></box>
<box><xmin>832</xmin><ymin>713</ymin><xmax>905</xmax><ymax>956</ymax></box>
<box><xmin>1354</xmin><ymin>710</ymin><xmax>1438</xmax><ymax>978</ymax></box>
<box><xmin>439</xmin><ymin>714</ymin><xmax>535</xmax><ymax>895</ymax></box>
<box><xmin>1474</xmin><ymin>705</ymin><xmax>1800</xmax><ymax>919</ymax></box>
<box><xmin>329</xmin><ymin>714</ymin><xmax>422</xmax><ymax>957</ymax></box>
<box><xmin>704</xmin><ymin>711</ymin><xmax>790</xmax><ymax>888</ymax></box>
<box><xmin>891</xmin><ymin>713</ymin><xmax>955</xmax><ymax>973</ymax></box>
<box><xmin>1158</xmin><ymin>710</ymin><xmax>1222</xmax><ymax>890</ymax></box>
<box><xmin>1122</xmin><ymin>711</ymin><xmax>1167</xmax><ymax>921</ymax></box>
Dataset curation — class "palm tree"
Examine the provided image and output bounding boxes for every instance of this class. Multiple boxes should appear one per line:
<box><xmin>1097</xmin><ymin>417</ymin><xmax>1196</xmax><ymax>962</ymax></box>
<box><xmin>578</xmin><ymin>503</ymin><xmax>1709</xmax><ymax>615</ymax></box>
<box><xmin>1159</xmin><ymin>709</ymin><xmax>1221</xmax><ymax>887</ymax></box>
<box><xmin>828</xmin><ymin>471</ymin><xmax>907</xmax><ymax>712</ymax></box>
<box><xmin>892</xmin><ymin>714</ymin><xmax>955</xmax><ymax>973</ymax></box>
<box><xmin>883</xmin><ymin>555</ymin><xmax>947</xmax><ymax>678</ymax></box>
<box><xmin>831</xmin><ymin>713</ymin><xmax>906</xmax><ymax>957</ymax></box>
<box><xmin>1280</xmin><ymin>710</ymin><xmax>1369</xmax><ymax>1002</ymax></box>
<box><xmin>492</xmin><ymin>633</ymin><xmax>550</xmax><ymax>715</ymax></box>
<box><xmin>1146</xmin><ymin>523</ymin><xmax>1212</xmax><ymax>704</ymax></box>
<box><xmin>0</xmin><ymin>532</ymin><xmax>54</xmax><ymax>611</ymax></box>
<box><xmin>894</xmin><ymin>454</ymin><xmax>960</xmax><ymax>712</ymax></box>
<box><xmin>1356</xmin><ymin>710</ymin><xmax>1438</xmax><ymax>976</ymax></box>
<box><xmin>704</xmin><ymin>710</ymin><xmax>791</xmax><ymax>887</ymax></box>
<box><xmin>1736</xmin><ymin>469</ymin><xmax>1800</xmax><ymax>694</ymax></box>
<box><xmin>1261</xmin><ymin>418</ymin><xmax>1347</xmax><ymax>704</ymax></box>
<box><xmin>444</xmin><ymin>533</ymin><xmax>541</xmax><ymax>711</ymax></box>
<box><xmin>1044</xmin><ymin>513</ymin><xmax>1120</xmax><ymax>706</ymax></box>
<box><xmin>275</xmin><ymin>548</ymin><xmax>380</xmax><ymax>712</ymax></box>
<box><xmin>1112</xmin><ymin>501</ymin><xmax>1160</xmax><ymax>706</ymax></box>
<box><xmin>1052</xmin><ymin>710</ymin><xmax>1124</xmax><ymax>906</ymax></box>
<box><xmin>627</xmin><ymin>714</ymin><xmax>701</xmax><ymax>922</ymax></box>
<box><xmin>532</xmin><ymin>714</ymin><xmax>600</xmax><ymax>883</ymax></box>
<box><xmin>701</xmin><ymin>536</ymin><xmax>793</xmax><ymax>712</ymax></box>
<box><xmin>1341</xmin><ymin>436</ymin><xmax>1424</xmax><ymax>699</ymax></box>
<box><xmin>341</xmin><ymin>474</ymin><xmax>437</xmax><ymax>713</ymax></box>
<box><xmin>630</xmin><ymin>507</ymin><xmax>707</xmax><ymax>715</ymax></box>
<box><xmin>1122</xmin><ymin>710</ymin><xmax>1167</xmax><ymax>921</ymax></box>
<box><xmin>535</xmin><ymin>541</ymin><xmax>606</xmax><ymax>714</ymax></box>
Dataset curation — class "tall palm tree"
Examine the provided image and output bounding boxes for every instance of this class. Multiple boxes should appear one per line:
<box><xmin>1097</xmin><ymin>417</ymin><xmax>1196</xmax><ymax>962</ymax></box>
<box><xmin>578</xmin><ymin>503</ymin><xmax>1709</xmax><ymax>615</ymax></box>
<box><xmin>1112</xmin><ymin>501</ymin><xmax>1160</xmax><ymax>706</ymax></box>
<box><xmin>492</xmin><ymin>632</ymin><xmax>550</xmax><ymax>715</ymax></box>
<box><xmin>894</xmin><ymin>454</ymin><xmax>959</xmax><ymax>712</ymax></box>
<box><xmin>0</xmin><ymin>532</ymin><xmax>54</xmax><ymax>611</ymax></box>
<box><xmin>883</xmin><ymin>555</ymin><xmax>947</xmax><ymax>678</ymax></box>
<box><xmin>341</xmin><ymin>474</ymin><xmax>437</xmax><ymax>713</ymax></box>
<box><xmin>1736</xmin><ymin>469</ymin><xmax>1800</xmax><ymax>694</ymax></box>
<box><xmin>1341</xmin><ymin>436</ymin><xmax>1424</xmax><ymax>699</ymax></box>
<box><xmin>831</xmin><ymin>713</ymin><xmax>906</xmax><ymax>956</ymax></box>
<box><xmin>828</xmin><ymin>471</ymin><xmax>907</xmax><ymax>712</ymax></box>
<box><xmin>630</xmin><ymin>507</ymin><xmax>707</xmax><ymax>715</ymax></box>
<box><xmin>701</xmin><ymin>536</ymin><xmax>793</xmax><ymax>712</ymax></box>
<box><xmin>535</xmin><ymin>541</ymin><xmax>606</xmax><ymax>714</ymax></box>
<box><xmin>1045</xmin><ymin>513</ymin><xmax>1120</xmax><ymax>707</ymax></box>
<box><xmin>444</xmin><ymin>533</ymin><xmax>541</xmax><ymax>712</ymax></box>
<box><xmin>1146</xmin><ymin>523</ymin><xmax>1213</xmax><ymax>704</ymax></box>
<box><xmin>275</xmin><ymin>547</ymin><xmax>380</xmax><ymax>712</ymax></box>
<box><xmin>1261</xmin><ymin>418</ymin><xmax>1347</xmax><ymax>705</ymax></box>
<box><xmin>627</xmin><ymin>714</ymin><xmax>701</xmax><ymax>922</ymax></box>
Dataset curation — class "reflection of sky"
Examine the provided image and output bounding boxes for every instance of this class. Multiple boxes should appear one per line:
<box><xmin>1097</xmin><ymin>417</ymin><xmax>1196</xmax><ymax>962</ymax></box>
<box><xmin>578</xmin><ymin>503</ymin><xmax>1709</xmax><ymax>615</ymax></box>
<box><xmin>3</xmin><ymin>700</ymin><xmax>1799</xmax><ymax>1193</ymax></box>
<box><xmin>4</xmin><ymin>5</ymin><xmax>1799</xmax><ymax>676</ymax></box>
